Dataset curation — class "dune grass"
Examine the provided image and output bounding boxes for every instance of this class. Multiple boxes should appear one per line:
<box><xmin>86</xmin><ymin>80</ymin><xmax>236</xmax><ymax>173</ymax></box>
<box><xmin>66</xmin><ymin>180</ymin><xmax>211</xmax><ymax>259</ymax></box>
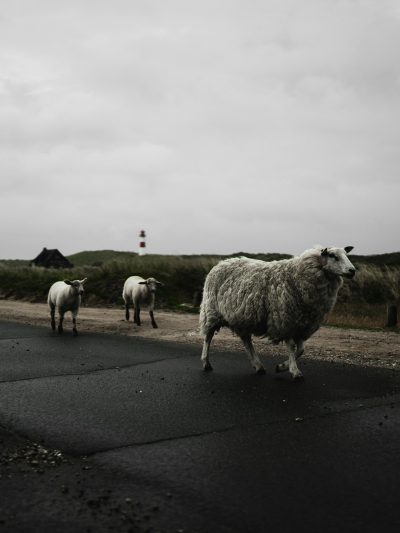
<box><xmin>326</xmin><ymin>303</ymin><xmax>396</xmax><ymax>330</ymax></box>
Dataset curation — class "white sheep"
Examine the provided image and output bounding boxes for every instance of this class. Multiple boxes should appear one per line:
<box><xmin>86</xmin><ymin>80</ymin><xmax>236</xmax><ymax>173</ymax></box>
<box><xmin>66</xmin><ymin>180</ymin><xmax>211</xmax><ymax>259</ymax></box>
<box><xmin>48</xmin><ymin>278</ymin><xmax>87</xmax><ymax>336</ymax></box>
<box><xmin>122</xmin><ymin>276</ymin><xmax>163</xmax><ymax>328</ymax></box>
<box><xmin>199</xmin><ymin>246</ymin><xmax>355</xmax><ymax>380</ymax></box>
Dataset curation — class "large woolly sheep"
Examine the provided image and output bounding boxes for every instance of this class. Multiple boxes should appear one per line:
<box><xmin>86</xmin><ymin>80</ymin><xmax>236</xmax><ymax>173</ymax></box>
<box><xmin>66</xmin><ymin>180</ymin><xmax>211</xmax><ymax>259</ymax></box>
<box><xmin>200</xmin><ymin>246</ymin><xmax>355</xmax><ymax>380</ymax></box>
<box><xmin>48</xmin><ymin>278</ymin><xmax>87</xmax><ymax>336</ymax></box>
<box><xmin>122</xmin><ymin>276</ymin><xmax>163</xmax><ymax>328</ymax></box>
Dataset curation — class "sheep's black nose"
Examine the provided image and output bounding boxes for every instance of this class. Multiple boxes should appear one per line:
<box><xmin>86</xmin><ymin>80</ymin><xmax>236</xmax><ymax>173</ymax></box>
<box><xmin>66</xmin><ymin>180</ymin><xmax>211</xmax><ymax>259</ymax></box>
<box><xmin>348</xmin><ymin>268</ymin><xmax>356</xmax><ymax>278</ymax></box>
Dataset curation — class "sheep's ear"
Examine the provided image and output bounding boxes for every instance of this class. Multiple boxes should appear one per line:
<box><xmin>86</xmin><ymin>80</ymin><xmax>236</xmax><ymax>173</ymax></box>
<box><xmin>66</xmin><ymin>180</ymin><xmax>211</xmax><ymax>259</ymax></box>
<box><xmin>64</xmin><ymin>280</ymin><xmax>72</xmax><ymax>285</ymax></box>
<box><xmin>138</xmin><ymin>281</ymin><xmax>147</xmax><ymax>285</ymax></box>
<box><xmin>344</xmin><ymin>246</ymin><xmax>354</xmax><ymax>254</ymax></box>
<box><xmin>156</xmin><ymin>281</ymin><xmax>164</xmax><ymax>286</ymax></box>
<box><xmin>80</xmin><ymin>278</ymin><xmax>87</xmax><ymax>284</ymax></box>
<box><xmin>321</xmin><ymin>248</ymin><xmax>328</xmax><ymax>257</ymax></box>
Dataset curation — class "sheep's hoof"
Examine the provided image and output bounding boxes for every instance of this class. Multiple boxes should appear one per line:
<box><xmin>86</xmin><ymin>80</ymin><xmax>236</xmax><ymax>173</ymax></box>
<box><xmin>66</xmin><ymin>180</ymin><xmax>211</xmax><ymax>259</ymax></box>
<box><xmin>73</xmin><ymin>329</ymin><xmax>78</xmax><ymax>337</ymax></box>
<box><xmin>58</xmin><ymin>327</ymin><xmax>63</xmax><ymax>334</ymax></box>
<box><xmin>292</xmin><ymin>374</ymin><xmax>304</xmax><ymax>382</ymax></box>
<box><xmin>203</xmin><ymin>362</ymin><xmax>213</xmax><ymax>372</ymax></box>
<box><xmin>152</xmin><ymin>323</ymin><xmax>158</xmax><ymax>329</ymax></box>
<box><xmin>256</xmin><ymin>367</ymin><xmax>266</xmax><ymax>375</ymax></box>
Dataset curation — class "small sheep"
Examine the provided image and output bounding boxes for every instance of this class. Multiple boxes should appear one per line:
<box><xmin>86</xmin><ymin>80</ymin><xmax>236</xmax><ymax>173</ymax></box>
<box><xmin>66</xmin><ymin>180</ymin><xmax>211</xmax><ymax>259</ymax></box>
<box><xmin>199</xmin><ymin>246</ymin><xmax>355</xmax><ymax>380</ymax></box>
<box><xmin>122</xmin><ymin>276</ymin><xmax>163</xmax><ymax>328</ymax></box>
<box><xmin>48</xmin><ymin>278</ymin><xmax>87</xmax><ymax>336</ymax></box>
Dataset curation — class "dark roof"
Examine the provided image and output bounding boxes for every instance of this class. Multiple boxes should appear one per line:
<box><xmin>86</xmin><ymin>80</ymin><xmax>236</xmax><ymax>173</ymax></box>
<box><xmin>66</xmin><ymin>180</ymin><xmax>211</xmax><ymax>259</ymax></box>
<box><xmin>31</xmin><ymin>248</ymin><xmax>73</xmax><ymax>269</ymax></box>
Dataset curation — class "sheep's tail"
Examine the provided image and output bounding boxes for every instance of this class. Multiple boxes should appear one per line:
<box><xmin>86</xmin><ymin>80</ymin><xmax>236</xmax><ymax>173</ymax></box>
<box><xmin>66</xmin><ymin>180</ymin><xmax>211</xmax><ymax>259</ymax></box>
<box><xmin>199</xmin><ymin>294</ymin><xmax>222</xmax><ymax>337</ymax></box>
<box><xmin>199</xmin><ymin>300</ymin><xmax>208</xmax><ymax>337</ymax></box>
<box><xmin>199</xmin><ymin>263</ymin><xmax>225</xmax><ymax>336</ymax></box>
<box><xmin>47</xmin><ymin>288</ymin><xmax>53</xmax><ymax>308</ymax></box>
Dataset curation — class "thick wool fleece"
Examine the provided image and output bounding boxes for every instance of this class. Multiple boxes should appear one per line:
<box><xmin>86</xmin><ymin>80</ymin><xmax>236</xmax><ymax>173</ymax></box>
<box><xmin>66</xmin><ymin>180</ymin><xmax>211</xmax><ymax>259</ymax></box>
<box><xmin>199</xmin><ymin>249</ymin><xmax>343</xmax><ymax>343</ymax></box>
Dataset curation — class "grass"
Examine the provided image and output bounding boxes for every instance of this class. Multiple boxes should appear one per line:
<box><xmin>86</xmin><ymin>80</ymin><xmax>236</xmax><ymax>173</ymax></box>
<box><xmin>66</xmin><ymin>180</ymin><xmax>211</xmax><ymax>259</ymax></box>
<box><xmin>67</xmin><ymin>250</ymin><xmax>137</xmax><ymax>267</ymax></box>
<box><xmin>325</xmin><ymin>303</ymin><xmax>398</xmax><ymax>330</ymax></box>
<box><xmin>0</xmin><ymin>255</ymin><xmax>217</xmax><ymax>310</ymax></box>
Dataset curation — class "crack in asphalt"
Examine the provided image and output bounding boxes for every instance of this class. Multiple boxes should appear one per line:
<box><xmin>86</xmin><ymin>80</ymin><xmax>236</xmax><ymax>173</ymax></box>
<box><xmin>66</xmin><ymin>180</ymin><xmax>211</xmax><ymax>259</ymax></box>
<box><xmin>84</xmin><ymin>393</ymin><xmax>400</xmax><ymax>457</ymax></box>
<box><xmin>0</xmin><ymin>354</ymin><xmax>192</xmax><ymax>384</ymax></box>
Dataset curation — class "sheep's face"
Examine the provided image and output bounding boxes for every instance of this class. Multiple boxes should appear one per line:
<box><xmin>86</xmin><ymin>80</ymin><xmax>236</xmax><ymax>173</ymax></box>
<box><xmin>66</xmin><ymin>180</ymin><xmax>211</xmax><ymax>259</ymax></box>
<box><xmin>321</xmin><ymin>247</ymin><xmax>356</xmax><ymax>278</ymax></box>
<box><xmin>146</xmin><ymin>277</ymin><xmax>163</xmax><ymax>294</ymax></box>
<box><xmin>64</xmin><ymin>278</ymin><xmax>87</xmax><ymax>295</ymax></box>
<box><xmin>139</xmin><ymin>278</ymin><xmax>163</xmax><ymax>294</ymax></box>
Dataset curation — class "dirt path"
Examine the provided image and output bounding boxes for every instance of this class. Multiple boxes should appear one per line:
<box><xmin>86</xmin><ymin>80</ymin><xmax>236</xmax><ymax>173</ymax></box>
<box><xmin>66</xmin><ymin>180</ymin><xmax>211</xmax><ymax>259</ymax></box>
<box><xmin>0</xmin><ymin>299</ymin><xmax>399</xmax><ymax>370</ymax></box>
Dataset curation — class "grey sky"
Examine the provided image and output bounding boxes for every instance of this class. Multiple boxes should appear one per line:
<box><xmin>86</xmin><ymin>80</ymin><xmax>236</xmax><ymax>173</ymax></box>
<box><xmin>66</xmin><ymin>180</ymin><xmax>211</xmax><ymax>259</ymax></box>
<box><xmin>1</xmin><ymin>0</ymin><xmax>399</xmax><ymax>258</ymax></box>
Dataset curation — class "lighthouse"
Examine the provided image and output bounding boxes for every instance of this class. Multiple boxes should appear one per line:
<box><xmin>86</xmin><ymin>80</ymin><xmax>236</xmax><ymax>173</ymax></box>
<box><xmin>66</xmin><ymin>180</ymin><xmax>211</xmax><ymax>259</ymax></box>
<box><xmin>138</xmin><ymin>229</ymin><xmax>146</xmax><ymax>256</ymax></box>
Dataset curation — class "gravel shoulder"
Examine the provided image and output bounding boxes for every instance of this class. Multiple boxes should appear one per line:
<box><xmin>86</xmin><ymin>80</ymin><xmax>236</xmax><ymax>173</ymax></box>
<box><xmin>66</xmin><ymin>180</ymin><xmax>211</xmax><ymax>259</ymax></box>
<box><xmin>0</xmin><ymin>299</ymin><xmax>399</xmax><ymax>370</ymax></box>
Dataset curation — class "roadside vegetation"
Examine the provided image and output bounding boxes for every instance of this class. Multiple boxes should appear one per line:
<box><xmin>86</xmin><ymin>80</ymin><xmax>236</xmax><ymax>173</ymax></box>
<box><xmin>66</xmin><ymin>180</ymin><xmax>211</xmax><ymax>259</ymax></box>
<box><xmin>0</xmin><ymin>250</ymin><xmax>399</xmax><ymax>330</ymax></box>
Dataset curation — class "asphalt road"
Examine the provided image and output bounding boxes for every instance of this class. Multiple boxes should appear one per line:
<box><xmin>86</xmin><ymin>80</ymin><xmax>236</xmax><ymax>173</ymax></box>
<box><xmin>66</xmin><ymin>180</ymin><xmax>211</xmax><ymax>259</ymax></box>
<box><xmin>0</xmin><ymin>320</ymin><xmax>399</xmax><ymax>533</ymax></box>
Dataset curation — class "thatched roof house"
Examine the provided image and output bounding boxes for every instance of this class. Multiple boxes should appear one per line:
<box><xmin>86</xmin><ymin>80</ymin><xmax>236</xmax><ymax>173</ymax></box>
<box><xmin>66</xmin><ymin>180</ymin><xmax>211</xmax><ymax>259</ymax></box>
<box><xmin>30</xmin><ymin>248</ymin><xmax>73</xmax><ymax>269</ymax></box>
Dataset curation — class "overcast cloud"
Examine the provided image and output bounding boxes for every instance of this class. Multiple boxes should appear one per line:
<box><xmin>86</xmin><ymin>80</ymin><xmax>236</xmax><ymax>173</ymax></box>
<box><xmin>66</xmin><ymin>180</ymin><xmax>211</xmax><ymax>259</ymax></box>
<box><xmin>1</xmin><ymin>0</ymin><xmax>400</xmax><ymax>258</ymax></box>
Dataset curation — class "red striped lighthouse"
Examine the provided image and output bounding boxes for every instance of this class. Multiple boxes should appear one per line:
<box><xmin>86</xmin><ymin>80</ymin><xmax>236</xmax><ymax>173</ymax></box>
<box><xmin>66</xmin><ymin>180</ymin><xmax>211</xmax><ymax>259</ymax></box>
<box><xmin>138</xmin><ymin>230</ymin><xmax>146</xmax><ymax>256</ymax></box>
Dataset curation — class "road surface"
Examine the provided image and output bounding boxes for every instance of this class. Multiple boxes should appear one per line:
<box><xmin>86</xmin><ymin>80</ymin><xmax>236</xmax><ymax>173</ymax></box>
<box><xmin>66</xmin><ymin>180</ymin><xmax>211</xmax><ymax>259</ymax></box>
<box><xmin>0</xmin><ymin>320</ymin><xmax>399</xmax><ymax>532</ymax></box>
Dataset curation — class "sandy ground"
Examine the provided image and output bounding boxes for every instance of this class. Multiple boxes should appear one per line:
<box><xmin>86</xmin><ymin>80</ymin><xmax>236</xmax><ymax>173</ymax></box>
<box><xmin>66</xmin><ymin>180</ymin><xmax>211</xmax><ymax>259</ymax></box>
<box><xmin>0</xmin><ymin>299</ymin><xmax>399</xmax><ymax>370</ymax></box>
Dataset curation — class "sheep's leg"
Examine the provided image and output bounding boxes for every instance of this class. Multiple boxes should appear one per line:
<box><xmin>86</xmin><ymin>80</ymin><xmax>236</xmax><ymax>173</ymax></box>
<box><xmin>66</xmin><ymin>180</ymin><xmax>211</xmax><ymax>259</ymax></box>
<box><xmin>50</xmin><ymin>305</ymin><xmax>56</xmax><ymax>331</ymax></box>
<box><xmin>71</xmin><ymin>311</ymin><xmax>78</xmax><ymax>336</ymax></box>
<box><xmin>240</xmin><ymin>334</ymin><xmax>266</xmax><ymax>375</ymax></box>
<box><xmin>125</xmin><ymin>303</ymin><xmax>130</xmax><ymax>321</ymax></box>
<box><xmin>134</xmin><ymin>305</ymin><xmax>141</xmax><ymax>326</ymax></box>
<box><xmin>201</xmin><ymin>328</ymin><xmax>216</xmax><ymax>371</ymax></box>
<box><xmin>287</xmin><ymin>339</ymin><xmax>304</xmax><ymax>381</ymax></box>
<box><xmin>275</xmin><ymin>340</ymin><xmax>304</xmax><ymax>375</ymax></box>
<box><xmin>58</xmin><ymin>312</ymin><xmax>64</xmax><ymax>334</ymax></box>
<box><xmin>149</xmin><ymin>310</ymin><xmax>158</xmax><ymax>329</ymax></box>
<box><xmin>277</xmin><ymin>339</ymin><xmax>304</xmax><ymax>380</ymax></box>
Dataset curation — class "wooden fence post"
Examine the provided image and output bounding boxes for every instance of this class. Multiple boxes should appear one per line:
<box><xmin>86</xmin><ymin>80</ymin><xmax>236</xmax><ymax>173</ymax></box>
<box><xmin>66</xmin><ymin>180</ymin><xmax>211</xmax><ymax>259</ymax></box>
<box><xmin>193</xmin><ymin>290</ymin><xmax>203</xmax><ymax>308</ymax></box>
<box><xmin>386</xmin><ymin>302</ymin><xmax>398</xmax><ymax>327</ymax></box>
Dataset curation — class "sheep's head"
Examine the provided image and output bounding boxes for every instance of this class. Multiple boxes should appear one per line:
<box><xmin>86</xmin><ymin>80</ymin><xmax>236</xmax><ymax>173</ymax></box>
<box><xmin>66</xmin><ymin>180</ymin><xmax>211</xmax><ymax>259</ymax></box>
<box><xmin>320</xmin><ymin>247</ymin><xmax>355</xmax><ymax>278</ymax></box>
<box><xmin>138</xmin><ymin>277</ymin><xmax>163</xmax><ymax>294</ymax></box>
<box><xmin>64</xmin><ymin>278</ymin><xmax>87</xmax><ymax>295</ymax></box>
